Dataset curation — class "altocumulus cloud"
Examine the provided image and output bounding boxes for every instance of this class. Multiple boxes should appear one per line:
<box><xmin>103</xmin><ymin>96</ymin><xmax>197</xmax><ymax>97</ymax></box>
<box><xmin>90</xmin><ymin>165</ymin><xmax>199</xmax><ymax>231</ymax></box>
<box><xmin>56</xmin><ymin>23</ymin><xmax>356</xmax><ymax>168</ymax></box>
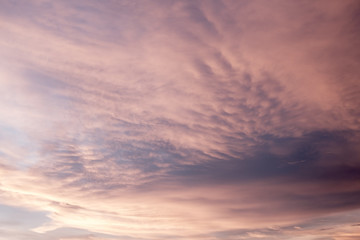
<box><xmin>0</xmin><ymin>0</ymin><xmax>360</xmax><ymax>240</ymax></box>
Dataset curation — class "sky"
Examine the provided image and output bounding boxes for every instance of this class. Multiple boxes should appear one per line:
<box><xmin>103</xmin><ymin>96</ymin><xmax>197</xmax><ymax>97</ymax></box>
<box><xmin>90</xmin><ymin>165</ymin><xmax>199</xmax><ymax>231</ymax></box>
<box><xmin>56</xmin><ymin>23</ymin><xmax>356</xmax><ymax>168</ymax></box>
<box><xmin>0</xmin><ymin>0</ymin><xmax>360</xmax><ymax>239</ymax></box>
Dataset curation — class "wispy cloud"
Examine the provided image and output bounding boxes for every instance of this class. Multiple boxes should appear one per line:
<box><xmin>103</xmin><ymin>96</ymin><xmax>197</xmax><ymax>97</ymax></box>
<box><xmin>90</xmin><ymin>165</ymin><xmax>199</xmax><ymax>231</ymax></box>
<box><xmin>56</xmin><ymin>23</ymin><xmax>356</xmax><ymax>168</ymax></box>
<box><xmin>1</xmin><ymin>0</ymin><xmax>360</xmax><ymax>239</ymax></box>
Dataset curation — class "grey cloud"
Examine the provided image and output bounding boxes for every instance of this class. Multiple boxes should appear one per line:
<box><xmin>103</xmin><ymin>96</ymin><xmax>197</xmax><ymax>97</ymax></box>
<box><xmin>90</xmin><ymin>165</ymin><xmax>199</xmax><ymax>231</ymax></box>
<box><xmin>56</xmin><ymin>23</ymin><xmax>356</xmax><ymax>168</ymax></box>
<box><xmin>168</xmin><ymin>130</ymin><xmax>360</xmax><ymax>182</ymax></box>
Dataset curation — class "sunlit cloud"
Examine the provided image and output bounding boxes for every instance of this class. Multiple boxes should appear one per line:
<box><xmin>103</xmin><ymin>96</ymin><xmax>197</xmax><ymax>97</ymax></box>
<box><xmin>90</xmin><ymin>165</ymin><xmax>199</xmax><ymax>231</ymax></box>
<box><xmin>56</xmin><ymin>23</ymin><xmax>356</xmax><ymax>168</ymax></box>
<box><xmin>1</xmin><ymin>0</ymin><xmax>360</xmax><ymax>239</ymax></box>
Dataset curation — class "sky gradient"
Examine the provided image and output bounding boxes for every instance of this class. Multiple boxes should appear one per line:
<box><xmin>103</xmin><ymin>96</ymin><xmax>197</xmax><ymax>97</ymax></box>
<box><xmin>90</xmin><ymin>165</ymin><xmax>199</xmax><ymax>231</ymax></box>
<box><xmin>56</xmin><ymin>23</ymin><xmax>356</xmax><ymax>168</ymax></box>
<box><xmin>1</xmin><ymin>0</ymin><xmax>360</xmax><ymax>239</ymax></box>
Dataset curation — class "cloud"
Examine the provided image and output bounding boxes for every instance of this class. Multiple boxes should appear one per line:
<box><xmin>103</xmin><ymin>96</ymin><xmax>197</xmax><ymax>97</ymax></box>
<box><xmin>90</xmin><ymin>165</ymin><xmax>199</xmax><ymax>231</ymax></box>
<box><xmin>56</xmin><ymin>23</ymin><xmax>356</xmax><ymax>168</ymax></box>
<box><xmin>0</xmin><ymin>0</ymin><xmax>360</xmax><ymax>240</ymax></box>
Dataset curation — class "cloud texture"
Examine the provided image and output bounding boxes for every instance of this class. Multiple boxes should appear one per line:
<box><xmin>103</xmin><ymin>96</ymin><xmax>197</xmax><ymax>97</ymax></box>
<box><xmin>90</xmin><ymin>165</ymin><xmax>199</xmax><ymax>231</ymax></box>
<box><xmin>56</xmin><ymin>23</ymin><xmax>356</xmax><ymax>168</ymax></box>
<box><xmin>0</xmin><ymin>0</ymin><xmax>360</xmax><ymax>239</ymax></box>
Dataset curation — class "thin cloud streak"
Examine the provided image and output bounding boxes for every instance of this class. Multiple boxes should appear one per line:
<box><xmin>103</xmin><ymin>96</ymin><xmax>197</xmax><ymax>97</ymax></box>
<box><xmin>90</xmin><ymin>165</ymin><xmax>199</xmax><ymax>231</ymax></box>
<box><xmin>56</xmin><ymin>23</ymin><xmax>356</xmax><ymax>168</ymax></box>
<box><xmin>0</xmin><ymin>0</ymin><xmax>360</xmax><ymax>239</ymax></box>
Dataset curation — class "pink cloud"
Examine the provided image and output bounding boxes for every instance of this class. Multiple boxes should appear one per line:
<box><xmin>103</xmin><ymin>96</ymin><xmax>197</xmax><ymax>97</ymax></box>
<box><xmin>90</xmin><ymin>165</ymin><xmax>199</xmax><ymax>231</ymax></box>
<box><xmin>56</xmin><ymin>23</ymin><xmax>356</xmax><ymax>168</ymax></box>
<box><xmin>0</xmin><ymin>0</ymin><xmax>360</xmax><ymax>239</ymax></box>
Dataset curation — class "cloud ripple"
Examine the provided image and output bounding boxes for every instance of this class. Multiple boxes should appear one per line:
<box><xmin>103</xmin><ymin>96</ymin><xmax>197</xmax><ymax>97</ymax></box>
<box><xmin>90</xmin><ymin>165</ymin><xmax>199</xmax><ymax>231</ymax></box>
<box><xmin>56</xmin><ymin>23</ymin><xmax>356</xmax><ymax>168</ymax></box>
<box><xmin>1</xmin><ymin>0</ymin><xmax>360</xmax><ymax>239</ymax></box>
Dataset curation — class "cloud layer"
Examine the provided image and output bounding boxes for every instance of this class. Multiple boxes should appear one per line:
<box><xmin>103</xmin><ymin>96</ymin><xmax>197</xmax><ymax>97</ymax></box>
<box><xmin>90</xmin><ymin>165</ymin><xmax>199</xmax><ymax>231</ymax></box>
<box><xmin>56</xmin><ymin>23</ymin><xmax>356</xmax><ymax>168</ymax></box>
<box><xmin>1</xmin><ymin>0</ymin><xmax>360</xmax><ymax>239</ymax></box>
